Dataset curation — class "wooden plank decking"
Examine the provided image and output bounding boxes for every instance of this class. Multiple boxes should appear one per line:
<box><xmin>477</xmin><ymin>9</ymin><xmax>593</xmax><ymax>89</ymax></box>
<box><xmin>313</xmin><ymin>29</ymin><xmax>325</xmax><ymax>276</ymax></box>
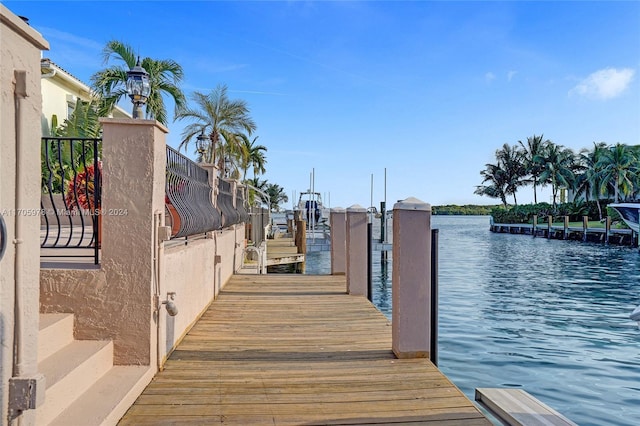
<box><xmin>119</xmin><ymin>275</ymin><xmax>491</xmax><ymax>425</ymax></box>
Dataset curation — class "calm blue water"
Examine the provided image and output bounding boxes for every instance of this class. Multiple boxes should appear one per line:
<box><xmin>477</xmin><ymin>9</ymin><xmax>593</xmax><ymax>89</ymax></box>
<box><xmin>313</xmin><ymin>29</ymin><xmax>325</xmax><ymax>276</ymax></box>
<box><xmin>304</xmin><ymin>215</ymin><xmax>640</xmax><ymax>426</ymax></box>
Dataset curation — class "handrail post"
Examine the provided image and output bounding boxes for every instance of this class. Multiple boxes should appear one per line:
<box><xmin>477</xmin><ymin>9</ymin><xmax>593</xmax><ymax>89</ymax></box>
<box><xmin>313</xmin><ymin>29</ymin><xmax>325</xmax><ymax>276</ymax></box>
<box><xmin>392</xmin><ymin>197</ymin><xmax>432</xmax><ymax>359</ymax></box>
<box><xmin>563</xmin><ymin>215</ymin><xmax>569</xmax><ymax>239</ymax></box>
<box><xmin>532</xmin><ymin>214</ymin><xmax>537</xmax><ymax>238</ymax></box>
<box><xmin>547</xmin><ymin>215</ymin><xmax>552</xmax><ymax>239</ymax></box>
<box><xmin>582</xmin><ymin>215</ymin><xmax>589</xmax><ymax>242</ymax></box>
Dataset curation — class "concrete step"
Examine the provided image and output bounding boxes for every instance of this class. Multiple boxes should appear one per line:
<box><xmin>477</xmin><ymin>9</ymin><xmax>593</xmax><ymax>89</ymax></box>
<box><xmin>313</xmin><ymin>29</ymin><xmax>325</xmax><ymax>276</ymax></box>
<box><xmin>38</xmin><ymin>313</ymin><xmax>74</xmax><ymax>363</ymax></box>
<box><xmin>49</xmin><ymin>366</ymin><xmax>151</xmax><ymax>426</ymax></box>
<box><xmin>37</xmin><ymin>340</ymin><xmax>113</xmax><ymax>425</ymax></box>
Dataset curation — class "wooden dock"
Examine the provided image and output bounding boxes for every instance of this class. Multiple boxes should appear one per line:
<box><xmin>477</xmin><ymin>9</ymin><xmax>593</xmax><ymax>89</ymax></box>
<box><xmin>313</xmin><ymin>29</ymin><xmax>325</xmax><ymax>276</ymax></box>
<box><xmin>265</xmin><ymin>237</ymin><xmax>305</xmax><ymax>267</ymax></box>
<box><xmin>119</xmin><ymin>275</ymin><xmax>491</xmax><ymax>425</ymax></box>
<box><xmin>490</xmin><ymin>222</ymin><xmax>635</xmax><ymax>246</ymax></box>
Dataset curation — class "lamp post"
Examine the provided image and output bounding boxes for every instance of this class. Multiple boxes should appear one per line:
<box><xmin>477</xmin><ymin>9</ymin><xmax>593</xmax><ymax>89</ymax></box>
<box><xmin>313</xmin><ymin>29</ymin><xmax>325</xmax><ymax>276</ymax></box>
<box><xmin>126</xmin><ymin>57</ymin><xmax>151</xmax><ymax>119</ymax></box>
<box><xmin>196</xmin><ymin>132</ymin><xmax>207</xmax><ymax>160</ymax></box>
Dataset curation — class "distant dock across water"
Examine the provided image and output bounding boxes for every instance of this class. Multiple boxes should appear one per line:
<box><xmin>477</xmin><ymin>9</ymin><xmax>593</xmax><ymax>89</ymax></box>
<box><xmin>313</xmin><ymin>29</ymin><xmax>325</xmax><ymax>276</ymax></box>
<box><xmin>490</xmin><ymin>215</ymin><xmax>638</xmax><ymax>248</ymax></box>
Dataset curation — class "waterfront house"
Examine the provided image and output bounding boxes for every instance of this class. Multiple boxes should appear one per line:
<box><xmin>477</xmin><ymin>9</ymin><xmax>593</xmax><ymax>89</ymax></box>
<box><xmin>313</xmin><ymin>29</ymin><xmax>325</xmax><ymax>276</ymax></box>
<box><xmin>40</xmin><ymin>58</ymin><xmax>131</xmax><ymax>136</ymax></box>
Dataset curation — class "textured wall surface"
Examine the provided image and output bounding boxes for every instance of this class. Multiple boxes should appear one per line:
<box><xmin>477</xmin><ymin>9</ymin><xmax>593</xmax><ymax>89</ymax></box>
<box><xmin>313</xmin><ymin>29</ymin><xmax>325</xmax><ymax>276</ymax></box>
<box><xmin>0</xmin><ymin>5</ymin><xmax>49</xmax><ymax>425</ymax></box>
<box><xmin>40</xmin><ymin>118</ymin><xmax>246</xmax><ymax>366</ymax></box>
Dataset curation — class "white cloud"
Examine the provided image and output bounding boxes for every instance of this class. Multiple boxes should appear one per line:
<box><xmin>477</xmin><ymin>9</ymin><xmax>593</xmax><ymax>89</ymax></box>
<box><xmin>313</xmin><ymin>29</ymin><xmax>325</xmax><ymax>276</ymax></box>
<box><xmin>507</xmin><ymin>70</ymin><xmax>517</xmax><ymax>82</ymax></box>
<box><xmin>570</xmin><ymin>67</ymin><xmax>635</xmax><ymax>100</ymax></box>
<box><xmin>485</xmin><ymin>72</ymin><xmax>496</xmax><ymax>82</ymax></box>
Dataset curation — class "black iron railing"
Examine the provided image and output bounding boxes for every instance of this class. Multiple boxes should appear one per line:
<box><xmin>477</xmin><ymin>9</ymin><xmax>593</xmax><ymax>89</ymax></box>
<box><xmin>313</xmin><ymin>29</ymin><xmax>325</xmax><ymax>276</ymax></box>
<box><xmin>217</xmin><ymin>179</ymin><xmax>241</xmax><ymax>228</ymax></box>
<box><xmin>40</xmin><ymin>137</ymin><xmax>101</xmax><ymax>264</ymax></box>
<box><xmin>249</xmin><ymin>206</ymin><xmax>269</xmax><ymax>245</ymax></box>
<box><xmin>236</xmin><ymin>187</ymin><xmax>250</xmax><ymax>223</ymax></box>
<box><xmin>166</xmin><ymin>146</ymin><xmax>221</xmax><ymax>238</ymax></box>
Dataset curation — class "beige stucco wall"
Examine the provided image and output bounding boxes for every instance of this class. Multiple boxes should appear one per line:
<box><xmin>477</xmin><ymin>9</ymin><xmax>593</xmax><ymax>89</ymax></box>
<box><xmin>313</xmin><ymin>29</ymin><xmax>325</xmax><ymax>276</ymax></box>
<box><xmin>160</xmin><ymin>238</ymin><xmax>216</xmax><ymax>360</ymax></box>
<box><xmin>0</xmin><ymin>5</ymin><xmax>49</xmax><ymax>425</ymax></box>
<box><xmin>40</xmin><ymin>116</ymin><xmax>246</xmax><ymax>367</ymax></box>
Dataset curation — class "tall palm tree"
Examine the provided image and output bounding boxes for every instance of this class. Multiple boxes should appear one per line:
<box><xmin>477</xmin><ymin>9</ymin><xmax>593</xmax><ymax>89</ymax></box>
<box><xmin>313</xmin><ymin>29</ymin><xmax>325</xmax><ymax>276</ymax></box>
<box><xmin>518</xmin><ymin>134</ymin><xmax>549</xmax><ymax>204</ymax></box>
<box><xmin>90</xmin><ymin>40</ymin><xmax>185</xmax><ymax>125</ymax></box>
<box><xmin>596</xmin><ymin>143</ymin><xmax>639</xmax><ymax>202</ymax></box>
<box><xmin>495</xmin><ymin>143</ymin><xmax>527</xmax><ymax>205</ymax></box>
<box><xmin>176</xmin><ymin>84</ymin><xmax>256</xmax><ymax>174</ymax></box>
<box><xmin>534</xmin><ymin>143</ymin><xmax>576</xmax><ymax>209</ymax></box>
<box><xmin>237</xmin><ymin>135</ymin><xmax>268</xmax><ymax>181</ymax></box>
<box><xmin>574</xmin><ymin>142</ymin><xmax>608</xmax><ymax>219</ymax></box>
<box><xmin>475</xmin><ymin>163</ymin><xmax>509</xmax><ymax>208</ymax></box>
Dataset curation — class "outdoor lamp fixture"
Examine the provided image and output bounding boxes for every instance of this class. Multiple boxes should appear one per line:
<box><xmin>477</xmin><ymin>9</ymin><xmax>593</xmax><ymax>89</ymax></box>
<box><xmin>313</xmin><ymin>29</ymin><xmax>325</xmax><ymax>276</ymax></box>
<box><xmin>196</xmin><ymin>132</ymin><xmax>207</xmax><ymax>158</ymax></box>
<box><xmin>126</xmin><ymin>57</ymin><xmax>151</xmax><ymax>119</ymax></box>
<box><xmin>224</xmin><ymin>156</ymin><xmax>232</xmax><ymax>177</ymax></box>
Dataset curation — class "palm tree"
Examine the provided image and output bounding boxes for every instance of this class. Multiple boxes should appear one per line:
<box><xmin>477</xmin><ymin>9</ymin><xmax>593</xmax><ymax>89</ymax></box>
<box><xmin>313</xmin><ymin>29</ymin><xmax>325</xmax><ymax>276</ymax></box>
<box><xmin>238</xmin><ymin>135</ymin><xmax>267</xmax><ymax>181</ymax></box>
<box><xmin>475</xmin><ymin>163</ymin><xmax>509</xmax><ymax>208</ymax></box>
<box><xmin>176</xmin><ymin>84</ymin><xmax>256</xmax><ymax>174</ymax></box>
<box><xmin>534</xmin><ymin>143</ymin><xmax>576</xmax><ymax>209</ymax></box>
<box><xmin>245</xmin><ymin>177</ymin><xmax>269</xmax><ymax>207</ymax></box>
<box><xmin>596</xmin><ymin>143</ymin><xmax>639</xmax><ymax>202</ymax></box>
<box><xmin>495</xmin><ymin>143</ymin><xmax>527</xmax><ymax>205</ymax></box>
<box><xmin>265</xmin><ymin>183</ymin><xmax>289</xmax><ymax>212</ymax></box>
<box><xmin>90</xmin><ymin>40</ymin><xmax>186</xmax><ymax>125</ymax></box>
<box><xmin>518</xmin><ymin>135</ymin><xmax>549</xmax><ymax>204</ymax></box>
<box><xmin>574</xmin><ymin>142</ymin><xmax>608</xmax><ymax>219</ymax></box>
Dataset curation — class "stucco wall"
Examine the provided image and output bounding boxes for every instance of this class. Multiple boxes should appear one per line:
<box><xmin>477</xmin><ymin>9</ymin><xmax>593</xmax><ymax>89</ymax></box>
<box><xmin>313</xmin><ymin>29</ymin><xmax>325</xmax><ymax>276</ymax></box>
<box><xmin>160</xmin><ymin>238</ymin><xmax>216</xmax><ymax>360</ymax></box>
<box><xmin>39</xmin><ymin>116</ymin><xmax>246</xmax><ymax>367</ymax></box>
<box><xmin>41</xmin><ymin>223</ymin><xmax>245</xmax><ymax>367</ymax></box>
<box><xmin>0</xmin><ymin>5</ymin><xmax>49</xmax><ymax>425</ymax></box>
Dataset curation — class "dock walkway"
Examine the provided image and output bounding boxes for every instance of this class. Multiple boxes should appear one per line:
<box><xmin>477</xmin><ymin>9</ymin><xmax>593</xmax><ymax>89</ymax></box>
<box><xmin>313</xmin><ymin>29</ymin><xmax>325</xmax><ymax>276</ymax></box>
<box><xmin>119</xmin><ymin>274</ymin><xmax>490</xmax><ymax>425</ymax></box>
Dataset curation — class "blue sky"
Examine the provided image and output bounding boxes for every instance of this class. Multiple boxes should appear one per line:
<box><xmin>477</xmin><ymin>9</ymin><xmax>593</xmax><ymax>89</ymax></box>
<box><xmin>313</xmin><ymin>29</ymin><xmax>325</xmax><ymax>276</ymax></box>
<box><xmin>6</xmin><ymin>1</ymin><xmax>640</xmax><ymax>209</ymax></box>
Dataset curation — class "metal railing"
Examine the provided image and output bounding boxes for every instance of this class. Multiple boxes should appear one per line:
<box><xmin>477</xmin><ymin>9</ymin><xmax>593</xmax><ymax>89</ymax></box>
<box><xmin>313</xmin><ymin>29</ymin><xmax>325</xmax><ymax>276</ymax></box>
<box><xmin>40</xmin><ymin>137</ymin><xmax>101</xmax><ymax>264</ymax></box>
<box><xmin>166</xmin><ymin>146</ymin><xmax>221</xmax><ymax>238</ymax></box>
<box><xmin>217</xmin><ymin>179</ymin><xmax>241</xmax><ymax>228</ymax></box>
<box><xmin>236</xmin><ymin>187</ymin><xmax>250</xmax><ymax>223</ymax></box>
<box><xmin>249</xmin><ymin>206</ymin><xmax>269</xmax><ymax>245</ymax></box>
<box><xmin>0</xmin><ymin>211</ymin><xmax>6</xmax><ymax>262</ymax></box>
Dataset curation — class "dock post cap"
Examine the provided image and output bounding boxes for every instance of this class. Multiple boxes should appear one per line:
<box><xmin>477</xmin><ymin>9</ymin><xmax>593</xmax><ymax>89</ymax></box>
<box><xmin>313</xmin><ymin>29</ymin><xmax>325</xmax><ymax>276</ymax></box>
<box><xmin>331</xmin><ymin>207</ymin><xmax>346</xmax><ymax>213</ymax></box>
<box><xmin>346</xmin><ymin>204</ymin><xmax>367</xmax><ymax>213</ymax></box>
<box><xmin>393</xmin><ymin>197</ymin><xmax>431</xmax><ymax>211</ymax></box>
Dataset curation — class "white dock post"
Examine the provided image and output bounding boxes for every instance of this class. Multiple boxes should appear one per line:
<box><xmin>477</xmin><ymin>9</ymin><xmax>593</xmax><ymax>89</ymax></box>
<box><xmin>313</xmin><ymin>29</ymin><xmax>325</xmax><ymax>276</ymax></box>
<box><xmin>330</xmin><ymin>208</ymin><xmax>346</xmax><ymax>275</ymax></box>
<box><xmin>346</xmin><ymin>205</ymin><xmax>367</xmax><ymax>296</ymax></box>
<box><xmin>392</xmin><ymin>197</ymin><xmax>432</xmax><ymax>359</ymax></box>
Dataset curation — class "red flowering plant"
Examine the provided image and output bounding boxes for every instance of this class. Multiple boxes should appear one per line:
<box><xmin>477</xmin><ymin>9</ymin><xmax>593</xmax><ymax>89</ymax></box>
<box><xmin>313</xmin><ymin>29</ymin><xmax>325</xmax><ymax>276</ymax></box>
<box><xmin>64</xmin><ymin>161</ymin><xmax>102</xmax><ymax>212</ymax></box>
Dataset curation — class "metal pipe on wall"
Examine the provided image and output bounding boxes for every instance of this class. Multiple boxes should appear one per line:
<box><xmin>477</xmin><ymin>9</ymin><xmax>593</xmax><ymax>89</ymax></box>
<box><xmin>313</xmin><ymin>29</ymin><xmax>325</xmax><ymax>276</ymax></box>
<box><xmin>12</xmin><ymin>70</ymin><xmax>28</xmax><ymax>382</ymax></box>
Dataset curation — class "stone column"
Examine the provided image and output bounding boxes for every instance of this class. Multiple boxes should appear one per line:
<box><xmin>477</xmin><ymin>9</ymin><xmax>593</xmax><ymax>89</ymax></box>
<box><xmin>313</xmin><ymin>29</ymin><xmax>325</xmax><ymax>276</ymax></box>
<box><xmin>346</xmin><ymin>205</ymin><xmax>367</xmax><ymax>296</ymax></box>
<box><xmin>392</xmin><ymin>197</ymin><xmax>432</xmax><ymax>359</ymax></box>
<box><xmin>330</xmin><ymin>208</ymin><xmax>346</xmax><ymax>275</ymax></box>
<box><xmin>100</xmin><ymin>118</ymin><xmax>168</xmax><ymax>365</ymax></box>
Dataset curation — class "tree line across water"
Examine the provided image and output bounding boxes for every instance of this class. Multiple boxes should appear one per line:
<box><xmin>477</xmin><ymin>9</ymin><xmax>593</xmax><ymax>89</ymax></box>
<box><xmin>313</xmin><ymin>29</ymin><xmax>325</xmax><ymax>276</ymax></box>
<box><xmin>474</xmin><ymin>135</ymin><xmax>639</xmax><ymax>222</ymax></box>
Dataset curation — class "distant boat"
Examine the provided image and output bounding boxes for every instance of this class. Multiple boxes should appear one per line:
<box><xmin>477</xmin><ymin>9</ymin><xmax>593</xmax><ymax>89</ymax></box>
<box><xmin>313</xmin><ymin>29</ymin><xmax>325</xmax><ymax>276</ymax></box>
<box><xmin>296</xmin><ymin>191</ymin><xmax>329</xmax><ymax>228</ymax></box>
<box><xmin>294</xmin><ymin>191</ymin><xmax>330</xmax><ymax>252</ymax></box>
<box><xmin>609</xmin><ymin>203</ymin><xmax>640</xmax><ymax>233</ymax></box>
